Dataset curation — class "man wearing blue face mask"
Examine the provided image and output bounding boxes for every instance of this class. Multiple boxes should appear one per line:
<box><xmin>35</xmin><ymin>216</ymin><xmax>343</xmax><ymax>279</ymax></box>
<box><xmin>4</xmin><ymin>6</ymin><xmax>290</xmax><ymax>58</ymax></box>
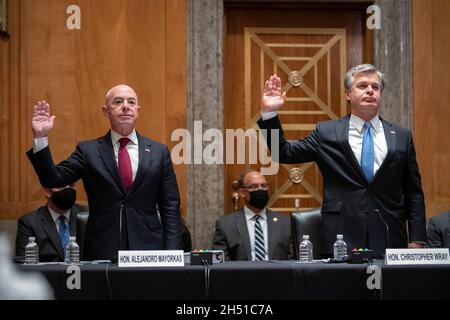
<box><xmin>15</xmin><ymin>184</ymin><xmax>88</xmax><ymax>262</ymax></box>
<box><xmin>213</xmin><ymin>169</ymin><xmax>294</xmax><ymax>261</ymax></box>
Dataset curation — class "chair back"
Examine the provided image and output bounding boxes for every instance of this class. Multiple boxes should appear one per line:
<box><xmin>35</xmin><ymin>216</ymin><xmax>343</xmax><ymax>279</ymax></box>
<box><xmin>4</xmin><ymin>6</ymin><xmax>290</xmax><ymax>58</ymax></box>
<box><xmin>291</xmin><ymin>208</ymin><xmax>322</xmax><ymax>259</ymax></box>
<box><xmin>76</xmin><ymin>211</ymin><xmax>89</xmax><ymax>260</ymax></box>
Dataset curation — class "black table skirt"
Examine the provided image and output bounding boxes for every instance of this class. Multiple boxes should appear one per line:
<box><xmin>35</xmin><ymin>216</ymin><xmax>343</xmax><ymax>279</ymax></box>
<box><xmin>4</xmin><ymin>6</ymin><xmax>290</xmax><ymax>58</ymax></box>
<box><xmin>16</xmin><ymin>260</ymin><xmax>450</xmax><ymax>300</ymax></box>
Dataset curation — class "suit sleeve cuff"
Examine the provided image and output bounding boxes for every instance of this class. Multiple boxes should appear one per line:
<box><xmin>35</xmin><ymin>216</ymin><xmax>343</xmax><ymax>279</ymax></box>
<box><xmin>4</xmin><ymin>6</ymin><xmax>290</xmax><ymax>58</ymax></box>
<box><xmin>260</xmin><ymin>111</ymin><xmax>278</xmax><ymax>121</ymax></box>
<box><xmin>33</xmin><ymin>137</ymin><xmax>49</xmax><ymax>153</ymax></box>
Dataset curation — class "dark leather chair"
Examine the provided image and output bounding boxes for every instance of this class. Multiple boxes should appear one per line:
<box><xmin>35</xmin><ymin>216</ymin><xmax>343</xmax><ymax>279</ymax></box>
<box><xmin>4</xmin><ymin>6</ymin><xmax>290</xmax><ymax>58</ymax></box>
<box><xmin>181</xmin><ymin>223</ymin><xmax>192</xmax><ymax>252</ymax></box>
<box><xmin>76</xmin><ymin>211</ymin><xmax>89</xmax><ymax>261</ymax></box>
<box><xmin>291</xmin><ymin>207</ymin><xmax>322</xmax><ymax>259</ymax></box>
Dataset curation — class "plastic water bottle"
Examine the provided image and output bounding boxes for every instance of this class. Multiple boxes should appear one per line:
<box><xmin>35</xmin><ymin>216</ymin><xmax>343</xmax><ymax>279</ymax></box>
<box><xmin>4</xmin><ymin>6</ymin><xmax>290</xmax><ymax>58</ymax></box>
<box><xmin>65</xmin><ymin>236</ymin><xmax>80</xmax><ymax>264</ymax></box>
<box><xmin>299</xmin><ymin>234</ymin><xmax>313</xmax><ymax>262</ymax></box>
<box><xmin>333</xmin><ymin>234</ymin><xmax>348</xmax><ymax>260</ymax></box>
<box><xmin>24</xmin><ymin>237</ymin><xmax>39</xmax><ymax>264</ymax></box>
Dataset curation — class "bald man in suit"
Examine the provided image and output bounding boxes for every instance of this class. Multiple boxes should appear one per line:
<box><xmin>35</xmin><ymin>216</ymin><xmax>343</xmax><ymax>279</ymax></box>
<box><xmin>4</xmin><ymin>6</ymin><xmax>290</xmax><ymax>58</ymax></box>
<box><xmin>27</xmin><ymin>85</ymin><xmax>182</xmax><ymax>260</ymax></box>
<box><xmin>213</xmin><ymin>169</ymin><xmax>293</xmax><ymax>261</ymax></box>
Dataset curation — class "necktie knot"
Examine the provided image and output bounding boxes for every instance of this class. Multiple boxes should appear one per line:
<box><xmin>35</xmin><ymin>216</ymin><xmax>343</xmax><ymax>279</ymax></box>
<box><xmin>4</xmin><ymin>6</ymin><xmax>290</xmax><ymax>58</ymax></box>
<box><xmin>119</xmin><ymin>137</ymin><xmax>130</xmax><ymax>148</ymax></box>
<box><xmin>363</xmin><ymin>121</ymin><xmax>372</xmax><ymax>131</ymax></box>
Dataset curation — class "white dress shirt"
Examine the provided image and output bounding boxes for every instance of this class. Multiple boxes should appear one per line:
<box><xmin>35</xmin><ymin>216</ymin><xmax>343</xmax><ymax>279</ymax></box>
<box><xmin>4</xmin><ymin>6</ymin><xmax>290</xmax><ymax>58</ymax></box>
<box><xmin>244</xmin><ymin>206</ymin><xmax>269</xmax><ymax>261</ymax></box>
<box><xmin>48</xmin><ymin>207</ymin><xmax>71</xmax><ymax>234</ymax></box>
<box><xmin>261</xmin><ymin>111</ymin><xmax>388</xmax><ymax>175</ymax></box>
<box><xmin>110</xmin><ymin>129</ymin><xmax>139</xmax><ymax>181</ymax></box>
<box><xmin>348</xmin><ymin>114</ymin><xmax>387</xmax><ymax>174</ymax></box>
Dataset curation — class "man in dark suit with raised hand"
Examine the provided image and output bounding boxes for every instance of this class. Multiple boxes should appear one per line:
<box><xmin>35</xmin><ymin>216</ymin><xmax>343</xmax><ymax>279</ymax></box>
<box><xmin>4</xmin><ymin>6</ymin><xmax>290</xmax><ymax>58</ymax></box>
<box><xmin>27</xmin><ymin>85</ymin><xmax>182</xmax><ymax>260</ymax></box>
<box><xmin>15</xmin><ymin>185</ymin><xmax>88</xmax><ymax>262</ymax></box>
<box><xmin>213</xmin><ymin>169</ymin><xmax>293</xmax><ymax>261</ymax></box>
<box><xmin>258</xmin><ymin>64</ymin><xmax>426</xmax><ymax>258</ymax></box>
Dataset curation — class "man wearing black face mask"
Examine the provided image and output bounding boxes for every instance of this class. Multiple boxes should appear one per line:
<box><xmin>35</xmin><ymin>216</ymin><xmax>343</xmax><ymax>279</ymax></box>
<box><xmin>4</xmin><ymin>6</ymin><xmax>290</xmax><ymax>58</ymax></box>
<box><xmin>213</xmin><ymin>169</ymin><xmax>294</xmax><ymax>261</ymax></box>
<box><xmin>15</xmin><ymin>185</ymin><xmax>88</xmax><ymax>262</ymax></box>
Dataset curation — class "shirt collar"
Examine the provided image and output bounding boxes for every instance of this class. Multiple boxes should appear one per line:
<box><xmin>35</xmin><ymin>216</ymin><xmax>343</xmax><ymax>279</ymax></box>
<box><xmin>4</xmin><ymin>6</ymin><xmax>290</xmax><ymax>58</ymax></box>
<box><xmin>110</xmin><ymin>129</ymin><xmax>138</xmax><ymax>146</ymax></box>
<box><xmin>244</xmin><ymin>206</ymin><xmax>267</xmax><ymax>221</ymax></box>
<box><xmin>48</xmin><ymin>206</ymin><xmax>71</xmax><ymax>224</ymax></box>
<box><xmin>350</xmin><ymin>113</ymin><xmax>381</xmax><ymax>134</ymax></box>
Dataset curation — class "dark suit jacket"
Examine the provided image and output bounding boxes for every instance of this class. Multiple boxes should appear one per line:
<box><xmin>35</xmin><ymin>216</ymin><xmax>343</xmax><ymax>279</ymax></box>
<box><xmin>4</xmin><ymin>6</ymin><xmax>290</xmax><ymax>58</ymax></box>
<box><xmin>27</xmin><ymin>131</ymin><xmax>182</xmax><ymax>260</ymax></box>
<box><xmin>212</xmin><ymin>208</ymin><xmax>294</xmax><ymax>261</ymax></box>
<box><xmin>427</xmin><ymin>210</ymin><xmax>450</xmax><ymax>248</ymax></box>
<box><xmin>258</xmin><ymin>115</ymin><xmax>426</xmax><ymax>257</ymax></box>
<box><xmin>15</xmin><ymin>204</ymin><xmax>88</xmax><ymax>262</ymax></box>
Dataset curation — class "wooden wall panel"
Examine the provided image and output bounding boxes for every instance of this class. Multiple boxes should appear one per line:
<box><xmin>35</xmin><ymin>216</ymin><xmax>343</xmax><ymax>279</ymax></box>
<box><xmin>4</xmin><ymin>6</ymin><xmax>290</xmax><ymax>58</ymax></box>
<box><xmin>0</xmin><ymin>0</ymin><xmax>186</xmax><ymax>219</ymax></box>
<box><xmin>0</xmin><ymin>0</ymin><xmax>29</xmax><ymax>218</ymax></box>
<box><xmin>224</xmin><ymin>4</ymin><xmax>368</xmax><ymax>214</ymax></box>
<box><xmin>166</xmin><ymin>0</ymin><xmax>187</xmax><ymax>213</ymax></box>
<box><xmin>413</xmin><ymin>0</ymin><xmax>450</xmax><ymax>217</ymax></box>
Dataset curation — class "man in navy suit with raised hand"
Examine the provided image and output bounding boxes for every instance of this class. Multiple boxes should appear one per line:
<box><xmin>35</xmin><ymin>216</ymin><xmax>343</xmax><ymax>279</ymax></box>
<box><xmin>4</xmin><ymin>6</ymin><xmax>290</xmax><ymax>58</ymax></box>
<box><xmin>258</xmin><ymin>64</ymin><xmax>426</xmax><ymax>258</ymax></box>
<box><xmin>27</xmin><ymin>84</ymin><xmax>182</xmax><ymax>260</ymax></box>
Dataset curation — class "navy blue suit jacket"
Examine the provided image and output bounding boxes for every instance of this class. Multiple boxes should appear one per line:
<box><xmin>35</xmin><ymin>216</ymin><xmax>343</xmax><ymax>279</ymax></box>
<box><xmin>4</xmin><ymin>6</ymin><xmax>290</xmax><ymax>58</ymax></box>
<box><xmin>258</xmin><ymin>115</ymin><xmax>426</xmax><ymax>257</ymax></box>
<box><xmin>15</xmin><ymin>204</ymin><xmax>88</xmax><ymax>262</ymax></box>
<box><xmin>27</xmin><ymin>131</ymin><xmax>182</xmax><ymax>260</ymax></box>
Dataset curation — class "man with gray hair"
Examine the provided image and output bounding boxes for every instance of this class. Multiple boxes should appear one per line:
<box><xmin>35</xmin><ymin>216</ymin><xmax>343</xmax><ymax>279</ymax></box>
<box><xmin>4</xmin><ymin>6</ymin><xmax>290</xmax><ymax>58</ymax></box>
<box><xmin>258</xmin><ymin>64</ymin><xmax>426</xmax><ymax>258</ymax></box>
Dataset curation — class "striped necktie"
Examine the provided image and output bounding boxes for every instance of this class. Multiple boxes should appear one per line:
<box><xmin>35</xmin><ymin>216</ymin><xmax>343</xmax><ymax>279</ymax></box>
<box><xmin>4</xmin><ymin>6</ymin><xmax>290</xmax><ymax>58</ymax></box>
<box><xmin>254</xmin><ymin>215</ymin><xmax>266</xmax><ymax>261</ymax></box>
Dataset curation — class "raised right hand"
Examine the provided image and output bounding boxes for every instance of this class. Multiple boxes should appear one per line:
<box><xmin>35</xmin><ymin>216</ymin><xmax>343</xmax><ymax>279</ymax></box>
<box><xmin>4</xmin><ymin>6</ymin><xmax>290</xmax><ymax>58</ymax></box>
<box><xmin>32</xmin><ymin>101</ymin><xmax>56</xmax><ymax>138</ymax></box>
<box><xmin>261</xmin><ymin>74</ymin><xmax>287</xmax><ymax>113</ymax></box>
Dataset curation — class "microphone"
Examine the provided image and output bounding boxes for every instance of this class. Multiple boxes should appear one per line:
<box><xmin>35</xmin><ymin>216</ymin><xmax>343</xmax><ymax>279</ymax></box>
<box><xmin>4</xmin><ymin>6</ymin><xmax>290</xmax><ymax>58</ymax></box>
<box><xmin>374</xmin><ymin>209</ymin><xmax>390</xmax><ymax>250</ymax></box>
<box><xmin>119</xmin><ymin>204</ymin><xmax>124</xmax><ymax>248</ymax></box>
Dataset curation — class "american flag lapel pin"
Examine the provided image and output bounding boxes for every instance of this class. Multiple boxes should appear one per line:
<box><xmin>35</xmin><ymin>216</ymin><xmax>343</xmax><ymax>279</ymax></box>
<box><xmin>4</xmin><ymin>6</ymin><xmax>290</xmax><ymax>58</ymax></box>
<box><xmin>145</xmin><ymin>147</ymin><xmax>151</xmax><ymax>153</ymax></box>
<box><xmin>390</xmin><ymin>130</ymin><xmax>396</xmax><ymax>134</ymax></box>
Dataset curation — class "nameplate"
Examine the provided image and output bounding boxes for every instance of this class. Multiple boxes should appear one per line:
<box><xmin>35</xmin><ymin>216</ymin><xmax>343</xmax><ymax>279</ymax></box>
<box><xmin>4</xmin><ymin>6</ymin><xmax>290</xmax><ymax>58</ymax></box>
<box><xmin>118</xmin><ymin>250</ymin><xmax>184</xmax><ymax>267</ymax></box>
<box><xmin>385</xmin><ymin>248</ymin><xmax>450</xmax><ymax>265</ymax></box>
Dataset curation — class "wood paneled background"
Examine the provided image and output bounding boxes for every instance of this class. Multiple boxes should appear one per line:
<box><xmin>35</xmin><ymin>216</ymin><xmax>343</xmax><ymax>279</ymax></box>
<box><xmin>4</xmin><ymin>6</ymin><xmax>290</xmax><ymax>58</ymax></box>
<box><xmin>1</xmin><ymin>0</ymin><xmax>449</xmax><ymax>225</ymax></box>
<box><xmin>413</xmin><ymin>0</ymin><xmax>450</xmax><ymax>217</ymax></box>
<box><xmin>0</xmin><ymin>0</ymin><xmax>187</xmax><ymax>220</ymax></box>
<box><xmin>224</xmin><ymin>3</ymin><xmax>371</xmax><ymax>214</ymax></box>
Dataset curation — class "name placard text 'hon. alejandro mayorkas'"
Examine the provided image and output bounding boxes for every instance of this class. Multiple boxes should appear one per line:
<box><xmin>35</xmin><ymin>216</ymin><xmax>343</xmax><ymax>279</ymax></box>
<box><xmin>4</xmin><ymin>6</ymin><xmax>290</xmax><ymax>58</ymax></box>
<box><xmin>385</xmin><ymin>248</ymin><xmax>450</xmax><ymax>265</ymax></box>
<box><xmin>118</xmin><ymin>250</ymin><xmax>184</xmax><ymax>267</ymax></box>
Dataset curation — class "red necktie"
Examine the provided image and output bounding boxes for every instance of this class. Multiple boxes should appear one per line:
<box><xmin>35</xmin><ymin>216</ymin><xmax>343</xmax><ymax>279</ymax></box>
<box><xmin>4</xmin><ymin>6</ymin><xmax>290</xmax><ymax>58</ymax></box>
<box><xmin>118</xmin><ymin>137</ymin><xmax>133</xmax><ymax>191</ymax></box>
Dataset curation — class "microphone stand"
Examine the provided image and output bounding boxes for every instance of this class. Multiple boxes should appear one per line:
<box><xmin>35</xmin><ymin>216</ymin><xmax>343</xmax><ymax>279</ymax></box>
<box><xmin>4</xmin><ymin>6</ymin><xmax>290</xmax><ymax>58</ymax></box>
<box><xmin>374</xmin><ymin>209</ymin><xmax>390</xmax><ymax>252</ymax></box>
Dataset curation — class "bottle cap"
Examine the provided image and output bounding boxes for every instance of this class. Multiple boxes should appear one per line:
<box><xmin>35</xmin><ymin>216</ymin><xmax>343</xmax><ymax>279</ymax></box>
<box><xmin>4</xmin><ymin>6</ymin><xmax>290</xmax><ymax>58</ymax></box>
<box><xmin>302</xmin><ymin>234</ymin><xmax>310</xmax><ymax>240</ymax></box>
<box><xmin>69</xmin><ymin>236</ymin><xmax>76</xmax><ymax>241</ymax></box>
<box><xmin>336</xmin><ymin>234</ymin><xmax>343</xmax><ymax>240</ymax></box>
<box><xmin>28</xmin><ymin>236</ymin><xmax>35</xmax><ymax>241</ymax></box>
